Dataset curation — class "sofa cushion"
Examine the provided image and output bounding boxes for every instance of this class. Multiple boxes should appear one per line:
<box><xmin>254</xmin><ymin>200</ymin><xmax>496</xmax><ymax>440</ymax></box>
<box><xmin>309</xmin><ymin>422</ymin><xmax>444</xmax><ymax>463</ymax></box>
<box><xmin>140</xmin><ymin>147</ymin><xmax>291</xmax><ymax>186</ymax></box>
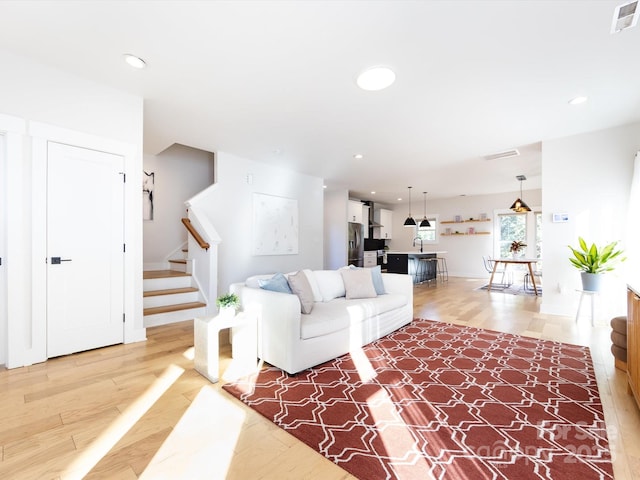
<box><xmin>314</xmin><ymin>270</ymin><xmax>346</xmax><ymax>302</ymax></box>
<box><xmin>300</xmin><ymin>293</ymin><xmax>408</xmax><ymax>339</ymax></box>
<box><xmin>258</xmin><ymin>273</ymin><xmax>292</xmax><ymax>294</ymax></box>
<box><xmin>288</xmin><ymin>270</ymin><xmax>315</xmax><ymax>314</ymax></box>
<box><xmin>340</xmin><ymin>268</ymin><xmax>377</xmax><ymax>299</ymax></box>
<box><xmin>302</xmin><ymin>269</ymin><xmax>323</xmax><ymax>302</ymax></box>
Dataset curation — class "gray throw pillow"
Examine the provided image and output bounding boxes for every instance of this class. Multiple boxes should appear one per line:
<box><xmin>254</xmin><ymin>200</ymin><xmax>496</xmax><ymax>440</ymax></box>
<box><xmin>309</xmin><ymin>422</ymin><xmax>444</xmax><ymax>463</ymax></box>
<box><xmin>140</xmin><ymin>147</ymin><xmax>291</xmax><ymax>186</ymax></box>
<box><xmin>287</xmin><ymin>270</ymin><xmax>315</xmax><ymax>314</ymax></box>
<box><xmin>349</xmin><ymin>264</ymin><xmax>386</xmax><ymax>295</ymax></box>
<box><xmin>340</xmin><ymin>268</ymin><xmax>377</xmax><ymax>299</ymax></box>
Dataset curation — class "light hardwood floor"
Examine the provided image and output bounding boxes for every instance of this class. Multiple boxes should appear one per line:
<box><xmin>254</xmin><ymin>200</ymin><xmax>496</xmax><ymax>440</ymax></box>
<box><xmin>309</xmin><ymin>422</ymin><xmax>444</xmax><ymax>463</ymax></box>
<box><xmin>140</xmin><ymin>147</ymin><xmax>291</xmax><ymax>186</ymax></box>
<box><xmin>1</xmin><ymin>277</ymin><xmax>639</xmax><ymax>479</ymax></box>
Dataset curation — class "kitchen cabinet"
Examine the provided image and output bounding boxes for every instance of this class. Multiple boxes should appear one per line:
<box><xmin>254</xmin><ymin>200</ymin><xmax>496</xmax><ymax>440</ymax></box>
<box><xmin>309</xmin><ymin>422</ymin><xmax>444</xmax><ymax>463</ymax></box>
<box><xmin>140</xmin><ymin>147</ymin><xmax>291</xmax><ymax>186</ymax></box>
<box><xmin>386</xmin><ymin>252</ymin><xmax>437</xmax><ymax>283</ymax></box>
<box><xmin>373</xmin><ymin>208</ymin><xmax>393</xmax><ymax>239</ymax></box>
<box><xmin>348</xmin><ymin>200</ymin><xmax>364</xmax><ymax>224</ymax></box>
<box><xmin>628</xmin><ymin>286</ymin><xmax>640</xmax><ymax>409</ymax></box>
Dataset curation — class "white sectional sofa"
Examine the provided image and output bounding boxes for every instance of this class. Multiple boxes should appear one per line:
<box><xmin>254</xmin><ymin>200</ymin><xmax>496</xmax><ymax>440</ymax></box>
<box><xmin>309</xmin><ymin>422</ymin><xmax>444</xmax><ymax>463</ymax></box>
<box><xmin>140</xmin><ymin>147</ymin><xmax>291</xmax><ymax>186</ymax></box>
<box><xmin>229</xmin><ymin>267</ymin><xmax>413</xmax><ymax>375</ymax></box>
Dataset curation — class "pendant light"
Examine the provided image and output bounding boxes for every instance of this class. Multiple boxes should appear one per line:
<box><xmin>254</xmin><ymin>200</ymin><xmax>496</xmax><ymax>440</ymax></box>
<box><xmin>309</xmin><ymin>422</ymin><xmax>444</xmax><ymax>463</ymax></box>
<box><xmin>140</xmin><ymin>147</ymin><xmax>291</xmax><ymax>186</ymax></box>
<box><xmin>419</xmin><ymin>191</ymin><xmax>431</xmax><ymax>227</ymax></box>
<box><xmin>510</xmin><ymin>175</ymin><xmax>532</xmax><ymax>212</ymax></box>
<box><xmin>403</xmin><ymin>186</ymin><xmax>417</xmax><ymax>227</ymax></box>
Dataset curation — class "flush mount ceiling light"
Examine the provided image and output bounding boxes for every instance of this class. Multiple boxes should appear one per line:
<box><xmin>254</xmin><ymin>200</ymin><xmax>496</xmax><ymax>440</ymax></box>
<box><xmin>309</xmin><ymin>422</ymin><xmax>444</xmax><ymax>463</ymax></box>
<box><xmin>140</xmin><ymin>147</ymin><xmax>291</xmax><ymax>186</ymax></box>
<box><xmin>419</xmin><ymin>192</ymin><xmax>431</xmax><ymax>228</ymax></box>
<box><xmin>123</xmin><ymin>53</ymin><xmax>146</xmax><ymax>69</ymax></box>
<box><xmin>510</xmin><ymin>175</ymin><xmax>532</xmax><ymax>213</ymax></box>
<box><xmin>569</xmin><ymin>96</ymin><xmax>588</xmax><ymax>105</ymax></box>
<box><xmin>356</xmin><ymin>66</ymin><xmax>396</xmax><ymax>91</ymax></box>
<box><xmin>403</xmin><ymin>186</ymin><xmax>417</xmax><ymax>227</ymax></box>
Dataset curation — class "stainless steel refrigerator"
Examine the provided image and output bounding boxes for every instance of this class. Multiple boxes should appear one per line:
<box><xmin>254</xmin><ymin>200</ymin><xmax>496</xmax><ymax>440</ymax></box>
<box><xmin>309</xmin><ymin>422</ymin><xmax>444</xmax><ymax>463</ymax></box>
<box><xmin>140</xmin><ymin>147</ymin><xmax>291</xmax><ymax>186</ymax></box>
<box><xmin>348</xmin><ymin>222</ymin><xmax>364</xmax><ymax>267</ymax></box>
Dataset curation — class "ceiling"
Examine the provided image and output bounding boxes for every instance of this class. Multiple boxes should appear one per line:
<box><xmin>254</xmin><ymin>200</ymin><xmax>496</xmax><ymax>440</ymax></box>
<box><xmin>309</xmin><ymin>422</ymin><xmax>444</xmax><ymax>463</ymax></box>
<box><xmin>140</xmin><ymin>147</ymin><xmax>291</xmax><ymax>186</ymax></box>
<box><xmin>1</xmin><ymin>1</ymin><xmax>639</xmax><ymax>204</ymax></box>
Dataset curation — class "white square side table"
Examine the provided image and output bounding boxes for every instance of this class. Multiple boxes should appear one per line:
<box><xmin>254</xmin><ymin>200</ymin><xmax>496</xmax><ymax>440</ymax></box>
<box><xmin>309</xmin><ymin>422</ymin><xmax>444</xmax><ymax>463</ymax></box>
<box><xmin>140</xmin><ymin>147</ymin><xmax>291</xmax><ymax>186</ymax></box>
<box><xmin>194</xmin><ymin>311</ymin><xmax>257</xmax><ymax>383</ymax></box>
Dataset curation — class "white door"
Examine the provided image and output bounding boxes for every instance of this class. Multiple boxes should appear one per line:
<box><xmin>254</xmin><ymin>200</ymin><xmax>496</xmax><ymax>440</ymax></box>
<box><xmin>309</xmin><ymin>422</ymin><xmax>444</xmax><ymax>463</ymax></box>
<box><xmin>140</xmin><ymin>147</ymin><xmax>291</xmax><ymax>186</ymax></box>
<box><xmin>47</xmin><ymin>142</ymin><xmax>124</xmax><ymax>358</ymax></box>
<box><xmin>0</xmin><ymin>134</ymin><xmax>6</xmax><ymax>364</ymax></box>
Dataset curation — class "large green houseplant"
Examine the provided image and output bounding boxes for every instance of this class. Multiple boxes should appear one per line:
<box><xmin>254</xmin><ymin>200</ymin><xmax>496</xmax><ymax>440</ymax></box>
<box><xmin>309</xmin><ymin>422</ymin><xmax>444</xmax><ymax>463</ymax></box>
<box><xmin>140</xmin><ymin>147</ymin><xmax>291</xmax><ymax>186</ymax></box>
<box><xmin>568</xmin><ymin>237</ymin><xmax>626</xmax><ymax>291</ymax></box>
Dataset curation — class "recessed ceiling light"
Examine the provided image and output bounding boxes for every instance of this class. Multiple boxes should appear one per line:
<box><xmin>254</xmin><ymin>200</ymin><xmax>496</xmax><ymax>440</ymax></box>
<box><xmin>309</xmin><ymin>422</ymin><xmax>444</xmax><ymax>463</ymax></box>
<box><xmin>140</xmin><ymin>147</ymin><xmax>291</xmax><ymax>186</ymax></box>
<box><xmin>568</xmin><ymin>96</ymin><xmax>588</xmax><ymax>105</ymax></box>
<box><xmin>397</xmin><ymin>197</ymin><xmax>402</xmax><ymax>202</ymax></box>
<box><xmin>123</xmin><ymin>54</ymin><xmax>146</xmax><ymax>69</ymax></box>
<box><xmin>370</xmin><ymin>191</ymin><xmax>376</xmax><ymax>195</ymax></box>
<box><xmin>357</xmin><ymin>66</ymin><xmax>396</xmax><ymax>91</ymax></box>
<box><xmin>353</xmin><ymin>153</ymin><xmax>364</xmax><ymax>159</ymax></box>
<box><xmin>323</xmin><ymin>185</ymin><xmax>327</xmax><ymax>189</ymax></box>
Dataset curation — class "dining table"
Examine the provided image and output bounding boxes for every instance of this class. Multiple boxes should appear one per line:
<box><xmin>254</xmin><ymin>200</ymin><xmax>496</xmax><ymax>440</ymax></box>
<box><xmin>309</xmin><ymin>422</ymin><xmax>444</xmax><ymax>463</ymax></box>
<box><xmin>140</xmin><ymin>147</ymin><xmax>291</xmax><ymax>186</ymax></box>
<box><xmin>488</xmin><ymin>257</ymin><xmax>541</xmax><ymax>296</ymax></box>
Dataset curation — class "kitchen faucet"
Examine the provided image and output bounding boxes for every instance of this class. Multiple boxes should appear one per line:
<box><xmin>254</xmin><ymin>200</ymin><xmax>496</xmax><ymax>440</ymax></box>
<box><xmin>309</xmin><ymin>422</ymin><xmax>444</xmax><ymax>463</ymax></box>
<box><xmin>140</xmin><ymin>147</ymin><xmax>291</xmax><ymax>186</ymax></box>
<box><xmin>413</xmin><ymin>237</ymin><xmax>423</xmax><ymax>253</ymax></box>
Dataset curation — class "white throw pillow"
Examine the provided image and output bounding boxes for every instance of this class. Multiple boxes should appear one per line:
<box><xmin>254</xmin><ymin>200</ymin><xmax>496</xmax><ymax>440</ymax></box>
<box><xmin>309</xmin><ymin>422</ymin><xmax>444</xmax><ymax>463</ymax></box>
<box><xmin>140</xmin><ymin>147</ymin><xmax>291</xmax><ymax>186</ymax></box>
<box><xmin>302</xmin><ymin>269</ymin><xmax>323</xmax><ymax>302</ymax></box>
<box><xmin>313</xmin><ymin>270</ymin><xmax>346</xmax><ymax>302</ymax></box>
<box><xmin>340</xmin><ymin>268</ymin><xmax>377</xmax><ymax>299</ymax></box>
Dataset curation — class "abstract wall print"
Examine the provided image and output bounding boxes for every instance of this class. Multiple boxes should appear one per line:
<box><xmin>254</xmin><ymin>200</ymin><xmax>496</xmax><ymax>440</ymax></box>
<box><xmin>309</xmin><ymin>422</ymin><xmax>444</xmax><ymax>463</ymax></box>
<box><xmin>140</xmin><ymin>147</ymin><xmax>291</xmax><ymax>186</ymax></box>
<box><xmin>252</xmin><ymin>193</ymin><xmax>298</xmax><ymax>255</ymax></box>
<box><xmin>143</xmin><ymin>171</ymin><xmax>155</xmax><ymax>220</ymax></box>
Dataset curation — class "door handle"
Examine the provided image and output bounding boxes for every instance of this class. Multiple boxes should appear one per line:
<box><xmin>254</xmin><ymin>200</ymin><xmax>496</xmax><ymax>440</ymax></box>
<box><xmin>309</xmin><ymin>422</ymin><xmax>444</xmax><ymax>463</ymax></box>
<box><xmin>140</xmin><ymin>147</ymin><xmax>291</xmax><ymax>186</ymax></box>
<box><xmin>51</xmin><ymin>257</ymin><xmax>72</xmax><ymax>264</ymax></box>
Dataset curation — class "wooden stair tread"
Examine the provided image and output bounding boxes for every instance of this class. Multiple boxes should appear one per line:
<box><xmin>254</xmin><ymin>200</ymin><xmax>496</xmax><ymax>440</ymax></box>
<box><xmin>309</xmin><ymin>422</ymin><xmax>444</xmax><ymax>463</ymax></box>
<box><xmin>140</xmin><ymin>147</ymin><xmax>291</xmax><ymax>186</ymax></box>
<box><xmin>144</xmin><ymin>302</ymin><xmax>206</xmax><ymax>316</ymax></box>
<box><xmin>144</xmin><ymin>287</ymin><xmax>199</xmax><ymax>297</ymax></box>
<box><xmin>143</xmin><ymin>270</ymin><xmax>191</xmax><ymax>279</ymax></box>
<box><xmin>168</xmin><ymin>259</ymin><xmax>187</xmax><ymax>264</ymax></box>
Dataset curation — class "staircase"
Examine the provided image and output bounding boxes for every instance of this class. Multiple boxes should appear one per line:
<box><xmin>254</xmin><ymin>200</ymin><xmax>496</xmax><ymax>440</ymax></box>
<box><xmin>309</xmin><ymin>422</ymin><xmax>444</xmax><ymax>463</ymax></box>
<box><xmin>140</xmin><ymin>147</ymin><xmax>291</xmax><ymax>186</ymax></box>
<box><xmin>143</xmin><ymin>253</ymin><xmax>207</xmax><ymax>327</ymax></box>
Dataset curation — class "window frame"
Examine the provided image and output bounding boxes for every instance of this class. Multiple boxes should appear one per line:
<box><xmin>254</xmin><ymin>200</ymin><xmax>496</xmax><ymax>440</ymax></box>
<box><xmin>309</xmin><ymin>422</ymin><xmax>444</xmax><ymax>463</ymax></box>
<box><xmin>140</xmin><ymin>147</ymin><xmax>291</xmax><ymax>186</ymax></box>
<box><xmin>493</xmin><ymin>207</ymin><xmax>542</xmax><ymax>259</ymax></box>
<box><xmin>414</xmin><ymin>214</ymin><xmax>439</xmax><ymax>244</ymax></box>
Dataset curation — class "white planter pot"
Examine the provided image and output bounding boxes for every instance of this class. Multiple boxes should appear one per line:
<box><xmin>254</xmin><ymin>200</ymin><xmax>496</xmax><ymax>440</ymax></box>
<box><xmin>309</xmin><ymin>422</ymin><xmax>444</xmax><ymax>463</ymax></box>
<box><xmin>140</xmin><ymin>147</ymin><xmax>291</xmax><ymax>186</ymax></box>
<box><xmin>219</xmin><ymin>306</ymin><xmax>237</xmax><ymax>319</ymax></box>
<box><xmin>581</xmin><ymin>272</ymin><xmax>603</xmax><ymax>292</ymax></box>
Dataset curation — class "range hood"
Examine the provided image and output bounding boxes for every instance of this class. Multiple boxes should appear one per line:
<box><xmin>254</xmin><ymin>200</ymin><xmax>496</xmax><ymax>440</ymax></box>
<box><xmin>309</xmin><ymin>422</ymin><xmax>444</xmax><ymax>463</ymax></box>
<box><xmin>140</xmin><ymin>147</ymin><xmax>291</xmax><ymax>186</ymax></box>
<box><xmin>363</xmin><ymin>200</ymin><xmax>383</xmax><ymax>227</ymax></box>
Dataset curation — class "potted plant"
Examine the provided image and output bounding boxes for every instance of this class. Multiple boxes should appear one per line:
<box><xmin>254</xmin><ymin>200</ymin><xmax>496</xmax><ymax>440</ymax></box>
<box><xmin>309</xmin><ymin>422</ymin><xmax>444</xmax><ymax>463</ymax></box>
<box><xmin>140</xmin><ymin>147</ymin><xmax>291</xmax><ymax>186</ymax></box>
<box><xmin>216</xmin><ymin>293</ymin><xmax>240</xmax><ymax>318</ymax></box>
<box><xmin>568</xmin><ymin>237</ymin><xmax>626</xmax><ymax>291</ymax></box>
<box><xmin>509</xmin><ymin>240</ymin><xmax>527</xmax><ymax>258</ymax></box>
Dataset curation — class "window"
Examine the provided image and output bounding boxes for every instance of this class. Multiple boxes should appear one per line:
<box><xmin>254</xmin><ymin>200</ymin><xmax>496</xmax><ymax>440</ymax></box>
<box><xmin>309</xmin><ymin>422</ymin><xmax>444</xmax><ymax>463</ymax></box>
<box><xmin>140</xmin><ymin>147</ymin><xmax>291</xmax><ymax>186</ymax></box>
<box><xmin>415</xmin><ymin>215</ymin><xmax>439</xmax><ymax>244</ymax></box>
<box><xmin>495</xmin><ymin>210</ymin><xmax>542</xmax><ymax>259</ymax></box>
<box><xmin>498</xmin><ymin>213</ymin><xmax>527</xmax><ymax>257</ymax></box>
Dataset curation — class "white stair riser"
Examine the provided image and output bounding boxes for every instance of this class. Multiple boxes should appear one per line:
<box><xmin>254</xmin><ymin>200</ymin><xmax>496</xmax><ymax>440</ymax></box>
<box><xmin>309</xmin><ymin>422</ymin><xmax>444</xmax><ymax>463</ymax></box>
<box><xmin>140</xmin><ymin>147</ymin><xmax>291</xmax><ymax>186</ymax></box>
<box><xmin>168</xmin><ymin>261</ymin><xmax>187</xmax><ymax>273</ymax></box>
<box><xmin>143</xmin><ymin>275</ymin><xmax>192</xmax><ymax>291</ymax></box>
<box><xmin>144</xmin><ymin>306</ymin><xmax>207</xmax><ymax>328</ymax></box>
<box><xmin>144</xmin><ymin>291</ymin><xmax>200</xmax><ymax>308</ymax></box>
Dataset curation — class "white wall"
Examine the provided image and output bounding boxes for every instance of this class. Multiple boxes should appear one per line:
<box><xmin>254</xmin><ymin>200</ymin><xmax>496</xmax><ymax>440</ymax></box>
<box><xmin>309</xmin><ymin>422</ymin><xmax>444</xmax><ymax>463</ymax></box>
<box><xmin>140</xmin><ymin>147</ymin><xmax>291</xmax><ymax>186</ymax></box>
<box><xmin>541</xmin><ymin>122</ymin><xmax>640</xmax><ymax>318</ymax></box>
<box><xmin>0</xmin><ymin>50</ymin><xmax>144</xmax><ymax>368</ymax></box>
<box><xmin>188</xmin><ymin>151</ymin><xmax>324</xmax><ymax>297</ymax></box>
<box><xmin>143</xmin><ymin>144</ymin><xmax>214</xmax><ymax>266</ymax></box>
<box><xmin>385</xmin><ymin>190</ymin><xmax>542</xmax><ymax>278</ymax></box>
<box><xmin>323</xmin><ymin>188</ymin><xmax>349</xmax><ymax>269</ymax></box>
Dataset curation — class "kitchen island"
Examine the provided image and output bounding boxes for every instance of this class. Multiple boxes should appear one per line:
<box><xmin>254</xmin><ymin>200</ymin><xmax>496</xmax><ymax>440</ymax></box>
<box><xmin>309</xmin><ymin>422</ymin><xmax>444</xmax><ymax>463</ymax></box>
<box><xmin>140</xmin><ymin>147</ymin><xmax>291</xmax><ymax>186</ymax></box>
<box><xmin>385</xmin><ymin>251</ymin><xmax>447</xmax><ymax>284</ymax></box>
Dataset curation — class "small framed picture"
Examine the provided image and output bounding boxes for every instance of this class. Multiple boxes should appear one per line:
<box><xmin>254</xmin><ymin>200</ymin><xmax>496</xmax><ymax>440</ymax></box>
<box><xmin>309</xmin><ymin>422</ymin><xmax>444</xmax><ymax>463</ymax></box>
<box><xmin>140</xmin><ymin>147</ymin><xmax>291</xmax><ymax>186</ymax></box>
<box><xmin>480</xmin><ymin>213</ymin><xmax>487</xmax><ymax>221</ymax></box>
<box><xmin>454</xmin><ymin>215</ymin><xmax>462</xmax><ymax>223</ymax></box>
<box><xmin>552</xmin><ymin>212</ymin><xmax>569</xmax><ymax>223</ymax></box>
<box><xmin>467</xmin><ymin>227</ymin><xmax>475</xmax><ymax>234</ymax></box>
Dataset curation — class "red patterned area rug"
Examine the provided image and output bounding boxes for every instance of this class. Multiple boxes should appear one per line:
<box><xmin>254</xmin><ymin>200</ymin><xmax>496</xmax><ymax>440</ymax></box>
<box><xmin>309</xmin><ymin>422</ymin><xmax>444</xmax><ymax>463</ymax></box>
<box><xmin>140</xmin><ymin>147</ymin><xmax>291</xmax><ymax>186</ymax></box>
<box><xmin>222</xmin><ymin>319</ymin><xmax>613</xmax><ymax>480</ymax></box>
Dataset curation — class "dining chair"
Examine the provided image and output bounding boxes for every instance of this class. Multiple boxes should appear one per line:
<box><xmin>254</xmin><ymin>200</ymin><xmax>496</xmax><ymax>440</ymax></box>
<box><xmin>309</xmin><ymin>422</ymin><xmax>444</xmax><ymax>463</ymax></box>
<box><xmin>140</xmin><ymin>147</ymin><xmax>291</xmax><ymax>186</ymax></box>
<box><xmin>482</xmin><ymin>255</ymin><xmax>512</xmax><ymax>286</ymax></box>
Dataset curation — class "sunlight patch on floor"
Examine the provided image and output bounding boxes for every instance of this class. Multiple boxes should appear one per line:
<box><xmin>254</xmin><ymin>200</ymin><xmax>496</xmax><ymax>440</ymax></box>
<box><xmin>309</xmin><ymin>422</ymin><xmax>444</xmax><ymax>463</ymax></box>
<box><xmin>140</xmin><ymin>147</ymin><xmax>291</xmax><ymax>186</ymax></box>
<box><xmin>139</xmin><ymin>385</ymin><xmax>247</xmax><ymax>479</ymax></box>
<box><xmin>183</xmin><ymin>346</ymin><xmax>195</xmax><ymax>360</ymax></box>
<box><xmin>62</xmin><ymin>364</ymin><xmax>185</xmax><ymax>479</ymax></box>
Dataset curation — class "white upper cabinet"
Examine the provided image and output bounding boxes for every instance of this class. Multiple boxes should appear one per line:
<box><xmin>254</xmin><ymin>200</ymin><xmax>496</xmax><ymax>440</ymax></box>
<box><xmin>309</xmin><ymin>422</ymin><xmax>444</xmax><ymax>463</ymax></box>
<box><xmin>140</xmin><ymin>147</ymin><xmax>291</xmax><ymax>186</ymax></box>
<box><xmin>347</xmin><ymin>200</ymin><xmax>364</xmax><ymax>224</ymax></box>
<box><xmin>374</xmin><ymin>208</ymin><xmax>393</xmax><ymax>239</ymax></box>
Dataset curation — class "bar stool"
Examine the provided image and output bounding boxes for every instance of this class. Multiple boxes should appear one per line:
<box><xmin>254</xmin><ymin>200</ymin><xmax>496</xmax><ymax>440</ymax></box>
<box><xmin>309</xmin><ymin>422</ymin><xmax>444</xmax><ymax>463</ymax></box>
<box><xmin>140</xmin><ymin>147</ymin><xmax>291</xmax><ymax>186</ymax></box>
<box><xmin>436</xmin><ymin>257</ymin><xmax>448</xmax><ymax>283</ymax></box>
<box><xmin>419</xmin><ymin>257</ymin><xmax>438</xmax><ymax>286</ymax></box>
<box><xmin>410</xmin><ymin>257</ymin><xmax>423</xmax><ymax>284</ymax></box>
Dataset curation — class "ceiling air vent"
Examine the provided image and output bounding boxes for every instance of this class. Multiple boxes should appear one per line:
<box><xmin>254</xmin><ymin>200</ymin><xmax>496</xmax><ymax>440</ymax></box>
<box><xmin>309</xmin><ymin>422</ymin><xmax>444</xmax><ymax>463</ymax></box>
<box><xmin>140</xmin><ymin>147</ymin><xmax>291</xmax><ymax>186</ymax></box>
<box><xmin>484</xmin><ymin>149</ymin><xmax>520</xmax><ymax>161</ymax></box>
<box><xmin>611</xmin><ymin>0</ymin><xmax>639</xmax><ymax>33</ymax></box>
